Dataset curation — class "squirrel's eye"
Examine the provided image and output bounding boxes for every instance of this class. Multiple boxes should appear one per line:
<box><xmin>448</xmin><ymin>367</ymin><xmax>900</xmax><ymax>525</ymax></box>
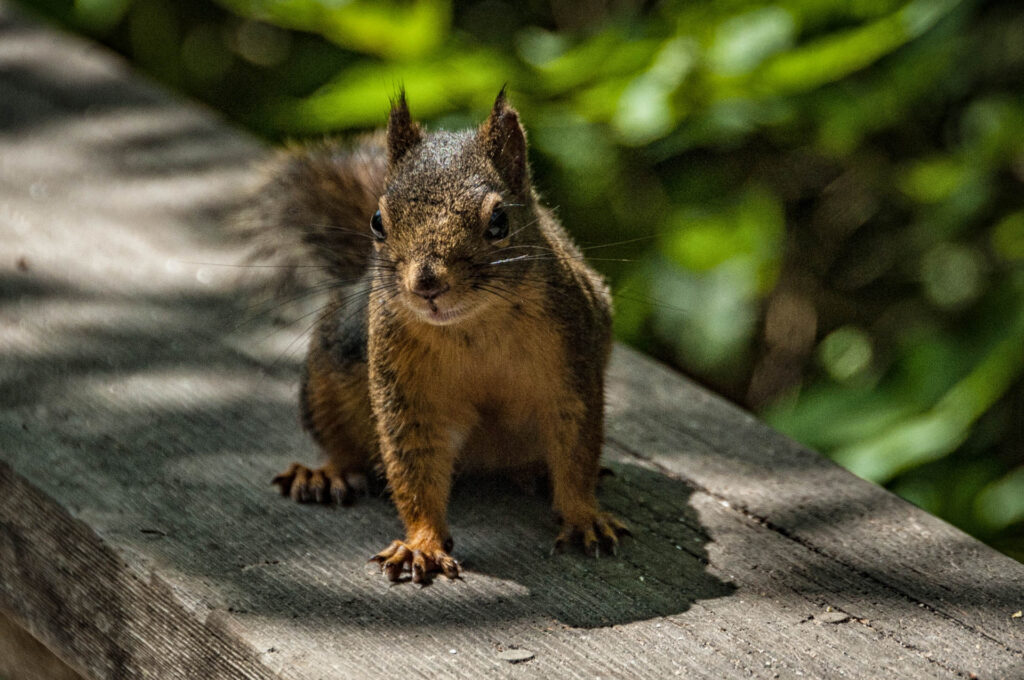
<box><xmin>370</xmin><ymin>210</ymin><xmax>386</xmax><ymax>241</ymax></box>
<box><xmin>485</xmin><ymin>205</ymin><xmax>509</xmax><ymax>241</ymax></box>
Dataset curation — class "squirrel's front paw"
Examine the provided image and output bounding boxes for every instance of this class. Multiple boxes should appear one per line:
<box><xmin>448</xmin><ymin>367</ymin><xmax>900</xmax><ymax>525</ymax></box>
<box><xmin>370</xmin><ymin>538</ymin><xmax>459</xmax><ymax>584</ymax></box>
<box><xmin>553</xmin><ymin>511</ymin><xmax>631</xmax><ymax>557</ymax></box>
<box><xmin>271</xmin><ymin>462</ymin><xmax>367</xmax><ymax>505</ymax></box>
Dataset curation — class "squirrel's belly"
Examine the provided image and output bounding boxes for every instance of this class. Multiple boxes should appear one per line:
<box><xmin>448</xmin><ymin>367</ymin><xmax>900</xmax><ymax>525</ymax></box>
<box><xmin>453</xmin><ymin>419</ymin><xmax>544</xmax><ymax>474</ymax></box>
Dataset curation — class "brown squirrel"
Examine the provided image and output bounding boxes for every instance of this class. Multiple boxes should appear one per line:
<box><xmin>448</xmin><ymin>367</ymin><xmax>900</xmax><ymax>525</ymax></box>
<box><xmin>241</xmin><ymin>89</ymin><xmax>628</xmax><ymax>583</ymax></box>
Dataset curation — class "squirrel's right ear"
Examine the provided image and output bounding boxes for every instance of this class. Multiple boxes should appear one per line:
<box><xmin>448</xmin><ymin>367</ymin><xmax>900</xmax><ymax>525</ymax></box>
<box><xmin>387</xmin><ymin>90</ymin><xmax>423</xmax><ymax>166</ymax></box>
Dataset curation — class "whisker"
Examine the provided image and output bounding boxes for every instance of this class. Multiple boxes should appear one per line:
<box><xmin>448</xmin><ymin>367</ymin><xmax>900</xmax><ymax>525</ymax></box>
<box><xmin>304</xmin><ymin>223</ymin><xmax>378</xmax><ymax>241</ymax></box>
<box><xmin>473</xmin><ymin>282</ymin><xmax>518</xmax><ymax>306</ymax></box>
<box><xmin>488</xmin><ymin>255</ymin><xmax>634</xmax><ymax>265</ymax></box>
<box><xmin>504</xmin><ymin>212</ymin><xmax>546</xmax><ymax>241</ymax></box>
<box><xmin>579</xmin><ymin>234</ymin><xmax>660</xmax><ymax>251</ymax></box>
<box><xmin>233</xmin><ymin>263</ymin><xmax>395</xmax><ymax>329</ymax></box>
<box><xmin>485</xmin><ymin>254</ymin><xmax>537</xmax><ymax>266</ymax></box>
<box><xmin>265</xmin><ymin>282</ymin><xmax>400</xmax><ymax>368</ymax></box>
<box><xmin>181</xmin><ymin>260</ymin><xmax>335</xmax><ymax>270</ymax></box>
<box><xmin>610</xmin><ymin>290</ymin><xmax>689</xmax><ymax>314</ymax></box>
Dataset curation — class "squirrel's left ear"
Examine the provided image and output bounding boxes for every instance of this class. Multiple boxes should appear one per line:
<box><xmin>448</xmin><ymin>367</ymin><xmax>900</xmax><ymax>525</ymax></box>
<box><xmin>387</xmin><ymin>90</ymin><xmax>423</xmax><ymax>166</ymax></box>
<box><xmin>480</xmin><ymin>87</ymin><xmax>529</xmax><ymax>195</ymax></box>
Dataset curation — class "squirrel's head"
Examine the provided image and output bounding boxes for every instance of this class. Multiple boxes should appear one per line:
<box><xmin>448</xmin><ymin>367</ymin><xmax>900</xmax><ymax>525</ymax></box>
<box><xmin>370</xmin><ymin>88</ymin><xmax>538</xmax><ymax>326</ymax></box>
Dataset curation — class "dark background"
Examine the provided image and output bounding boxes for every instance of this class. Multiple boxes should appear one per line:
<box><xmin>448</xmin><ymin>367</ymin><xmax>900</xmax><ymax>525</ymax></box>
<box><xmin>18</xmin><ymin>0</ymin><xmax>1024</xmax><ymax>560</ymax></box>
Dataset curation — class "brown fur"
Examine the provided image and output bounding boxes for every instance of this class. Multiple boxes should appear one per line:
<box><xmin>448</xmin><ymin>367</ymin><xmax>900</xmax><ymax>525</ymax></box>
<box><xmin>234</xmin><ymin>133</ymin><xmax>386</xmax><ymax>296</ymax></box>
<box><xmin>261</xmin><ymin>90</ymin><xmax>627</xmax><ymax>583</ymax></box>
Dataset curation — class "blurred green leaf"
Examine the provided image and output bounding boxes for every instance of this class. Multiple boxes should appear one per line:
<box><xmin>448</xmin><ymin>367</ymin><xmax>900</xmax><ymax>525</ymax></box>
<box><xmin>753</xmin><ymin>0</ymin><xmax>961</xmax><ymax>95</ymax></box>
<box><xmin>74</xmin><ymin>0</ymin><xmax>132</xmax><ymax>32</ymax></box>
<box><xmin>919</xmin><ymin>243</ymin><xmax>986</xmax><ymax>309</ymax></box>
<box><xmin>648</xmin><ymin>257</ymin><xmax>758</xmax><ymax>375</ymax></box>
<box><xmin>663</xmin><ymin>187</ymin><xmax>783</xmax><ymax>292</ymax></box>
<box><xmin>215</xmin><ymin>0</ymin><xmax>450</xmax><ymax>59</ymax></box>
<box><xmin>818</xmin><ymin>326</ymin><xmax>874</xmax><ymax>382</ymax></box>
<box><xmin>709</xmin><ymin>6</ymin><xmax>795</xmax><ymax>75</ymax></box>
<box><xmin>832</xmin><ymin>286</ymin><xmax>1024</xmax><ymax>482</ymax></box>
<box><xmin>976</xmin><ymin>467</ymin><xmax>1024</xmax><ymax>531</ymax></box>
<box><xmin>276</xmin><ymin>48</ymin><xmax>511</xmax><ymax>130</ymax></box>
<box><xmin>531</xmin><ymin>109</ymin><xmax>616</xmax><ymax>176</ymax></box>
<box><xmin>992</xmin><ymin>212</ymin><xmax>1024</xmax><ymax>262</ymax></box>
<box><xmin>613</xmin><ymin>37</ymin><xmax>697</xmax><ymax>144</ymax></box>
<box><xmin>901</xmin><ymin>157</ymin><xmax>967</xmax><ymax>204</ymax></box>
<box><xmin>526</xmin><ymin>29</ymin><xmax>661</xmax><ymax>94</ymax></box>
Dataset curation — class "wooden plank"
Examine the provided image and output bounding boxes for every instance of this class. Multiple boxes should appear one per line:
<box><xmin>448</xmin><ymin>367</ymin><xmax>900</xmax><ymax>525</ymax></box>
<box><xmin>606</xmin><ymin>353</ymin><xmax>1024</xmax><ymax>651</ymax></box>
<box><xmin>0</xmin><ymin>609</ymin><xmax>84</xmax><ymax>680</ymax></box>
<box><xmin>0</xmin><ymin>3</ymin><xmax>1022</xmax><ymax>678</ymax></box>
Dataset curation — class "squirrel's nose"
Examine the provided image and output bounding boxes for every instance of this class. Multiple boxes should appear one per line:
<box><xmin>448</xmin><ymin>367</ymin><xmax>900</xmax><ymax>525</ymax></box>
<box><xmin>410</xmin><ymin>275</ymin><xmax>449</xmax><ymax>301</ymax></box>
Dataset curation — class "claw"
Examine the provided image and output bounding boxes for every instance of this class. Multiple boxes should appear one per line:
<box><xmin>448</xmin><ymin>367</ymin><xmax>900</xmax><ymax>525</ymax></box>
<box><xmin>384</xmin><ymin>561</ymin><xmax>404</xmax><ymax>582</ymax></box>
<box><xmin>370</xmin><ymin>539</ymin><xmax>459</xmax><ymax>584</ymax></box>
<box><xmin>552</xmin><ymin>525</ymin><xmax>576</xmax><ymax>556</ymax></box>
<box><xmin>271</xmin><ymin>463</ymin><xmax>300</xmax><ymax>495</ymax></box>
<box><xmin>290</xmin><ymin>466</ymin><xmax>309</xmax><ymax>502</ymax></box>
<box><xmin>609</xmin><ymin>516</ymin><xmax>631</xmax><ymax>537</ymax></box>
<box><xmin>310</xmin><ymin>470</ymin><xmax>327</xmax><ymax>503</ymax></box>
<box><xmin>411</xmin><ymin>550</ymin><xmax>426</xmax><ymax>583</ymax></box>
<box><xmin>553</xmin><ymin>511</ymin><xmax>630</xmax><ymax>557</ymax></box>
<box><xmin>331</xmin><ymin>477</ymin><xmax>351</xmax><ymax>506</ymax></box>
<box><xmin>370</xmin><ymin>540</ymin><xmax>402</xmax><ymax>564</ymax></box>
<box><xmin>271</xmin><ymin>462</ymin><xmax>366</xmax><ymax>507</ymax></box>
<box><xmin>441</xmin><ymin>557</ymin><xmax>460</xmax><ymax>579</ymax></box>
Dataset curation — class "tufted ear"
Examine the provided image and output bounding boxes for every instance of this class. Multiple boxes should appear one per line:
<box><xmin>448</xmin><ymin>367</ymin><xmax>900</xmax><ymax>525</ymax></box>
<box><xmin>479</xmin><ymin>87</ymin><xmax>529</xmax><ymax>195</ymax></box>
<box><xmin>386</xmin><ymin>90</ymin><xmax>423</xmax><ymax>166</ymax></box>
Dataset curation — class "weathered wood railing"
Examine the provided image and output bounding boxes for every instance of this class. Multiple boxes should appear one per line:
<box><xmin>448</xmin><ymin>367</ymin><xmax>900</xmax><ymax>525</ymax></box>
<box><xmin>1</xmin><ymin>4</ymin><xmax>1022</xmax><ymax>678</ymax></box>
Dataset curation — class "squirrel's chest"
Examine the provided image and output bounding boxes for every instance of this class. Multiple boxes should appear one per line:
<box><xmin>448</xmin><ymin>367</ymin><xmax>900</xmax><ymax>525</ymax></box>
<box><xmin>449</xmin><ymin>325</ymin><xmax>568</xmax><ymax>471</ymax></box>
<box><xmin>389</xmin><ymin>319</ymin><xmax>574</xmax><ymax>471</ymax></box>
<box><xmin>443</xmin><ymin>321</ymin><xmax>567</xmax><ymax>416</ymax></box>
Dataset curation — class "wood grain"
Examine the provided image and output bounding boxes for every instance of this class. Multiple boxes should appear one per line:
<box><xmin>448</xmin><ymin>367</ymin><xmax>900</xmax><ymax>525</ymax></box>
<box><xmin>0</xmin><ymin>4</ymin><xmax>1022</xmax><ymax>678</ymax></box>
<box><xmin>0</xmin><ymin>609</ymin><xmax>84</xmax><ymax>680</ymax></box>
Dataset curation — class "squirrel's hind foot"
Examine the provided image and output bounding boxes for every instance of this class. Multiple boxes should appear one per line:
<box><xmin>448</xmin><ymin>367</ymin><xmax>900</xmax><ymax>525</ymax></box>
<box><xmin>552</xmin><ymin>511</ymin><xmax>631</xmax><ymax>558</ymax></box>
<box><xmin>271</xmin><ymin>462</ymin><xmax>367</xmax><ymax>506</ymax></box>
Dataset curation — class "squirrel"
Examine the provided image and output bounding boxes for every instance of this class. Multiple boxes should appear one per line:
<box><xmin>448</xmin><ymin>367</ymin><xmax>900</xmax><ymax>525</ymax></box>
<box><xmin>240</xmin><ymin>89</ymin><xmax>629</xmax><ymax>583</ymax></box>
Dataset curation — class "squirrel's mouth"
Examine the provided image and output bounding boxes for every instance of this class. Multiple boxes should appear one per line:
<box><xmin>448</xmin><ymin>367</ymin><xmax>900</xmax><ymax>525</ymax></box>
<box><xmin>415</xmin><ymin>298</ymin><xmax>471</xmax><ymax>326</ymax></box>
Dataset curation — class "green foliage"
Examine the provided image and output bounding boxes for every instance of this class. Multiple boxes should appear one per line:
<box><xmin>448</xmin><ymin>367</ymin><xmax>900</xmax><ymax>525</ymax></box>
<box><xmin>22</xmin><ymin>0</ymin><xmax>1024</xmax><ymax>560</ymax></box>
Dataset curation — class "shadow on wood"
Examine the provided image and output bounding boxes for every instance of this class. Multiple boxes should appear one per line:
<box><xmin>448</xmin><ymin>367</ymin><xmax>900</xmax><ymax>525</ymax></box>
<box><xmin>1</xmin><ymin>261</ymin><xmax>734</xmax><ymax>636</ymax></box>
<box><xmin>448</xmin><ymin>466</ymin><xmax>737</xmax><ymax>627</ymax></box>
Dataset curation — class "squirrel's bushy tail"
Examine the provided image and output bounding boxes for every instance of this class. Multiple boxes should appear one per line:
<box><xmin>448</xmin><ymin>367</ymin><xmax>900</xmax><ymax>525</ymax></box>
<box><xmin>234</xmin><ymin>133</ymin><xmax>386</xmax><ymax>300</ymax></box>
